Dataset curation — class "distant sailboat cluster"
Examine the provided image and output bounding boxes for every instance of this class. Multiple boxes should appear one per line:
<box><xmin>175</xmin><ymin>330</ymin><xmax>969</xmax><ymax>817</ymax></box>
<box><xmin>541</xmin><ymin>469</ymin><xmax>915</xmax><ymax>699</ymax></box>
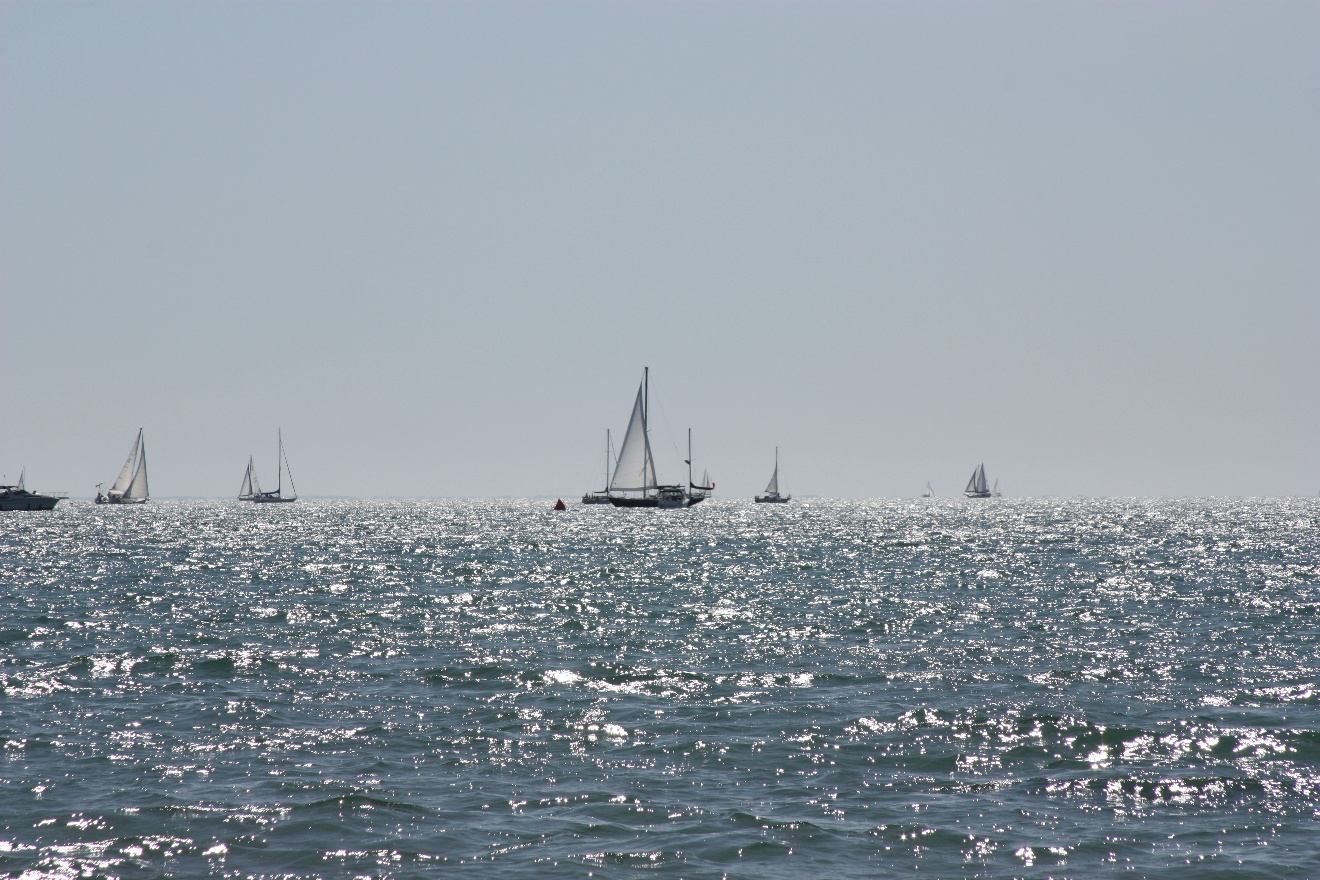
<box><xmin>575</xmin><ymin>369</ymin><xmax>1008</xmax><ymax>508</ymax></box>
<box><xmin>9</xmin><ymin>427</ymin><xmax>302</xmax><ymax>511</ymax></box>
<box><xmin>5</xmin><ymin>370</ymin><xmax>1015</xmax><ymax>510</ymax></box>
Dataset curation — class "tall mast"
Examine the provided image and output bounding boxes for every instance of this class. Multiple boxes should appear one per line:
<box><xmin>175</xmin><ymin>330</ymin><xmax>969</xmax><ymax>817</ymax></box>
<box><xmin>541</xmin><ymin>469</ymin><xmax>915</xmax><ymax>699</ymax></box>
<box><xmin>605</xmin><ymin>429</ymin><xmax>611</xmax><ymax>487</ymax></box>
<box><xmin>687</xmin><ymin>428</ymin><xmax>693</xmax><ymax>489</ymax></box>
<box><xmin>277</xmin><ymin>430</ymin><xmax>282</xmax><ymax>495</ymax></box>
<box><xmin>643</xmin><ymin>367</ymin><xmax>649</xmax><ymax>497</ymax></box>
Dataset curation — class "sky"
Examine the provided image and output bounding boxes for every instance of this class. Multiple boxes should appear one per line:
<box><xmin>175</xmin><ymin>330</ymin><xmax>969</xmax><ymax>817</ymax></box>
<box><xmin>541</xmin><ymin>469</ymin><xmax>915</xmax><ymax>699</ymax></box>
<box><xmin>2</xmin><ymin>1</ymin><xmax>1316</xmax><ymax>499</ymax></box>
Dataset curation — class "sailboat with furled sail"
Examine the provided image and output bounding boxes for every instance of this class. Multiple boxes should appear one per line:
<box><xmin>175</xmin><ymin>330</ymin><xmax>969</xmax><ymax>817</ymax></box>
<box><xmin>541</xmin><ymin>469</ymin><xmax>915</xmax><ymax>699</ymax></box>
<box><xmin>608</xmin><ymin>368</ymin><xmax>711</xmax><ymax>508</ymax></box>
<box><xmin>239</xmin><ymin>430</ymin><xmax>298</xmax><ymax>503</ymax></box>
<box><xmin>96</xmin><ymin>428</ymin><xmax>149</xmax><ymax>504</ymax></box>
<box><xmin>754</xmin><ymin>447</ymin><xmax>790</xmax><ymax>503</ymax></box>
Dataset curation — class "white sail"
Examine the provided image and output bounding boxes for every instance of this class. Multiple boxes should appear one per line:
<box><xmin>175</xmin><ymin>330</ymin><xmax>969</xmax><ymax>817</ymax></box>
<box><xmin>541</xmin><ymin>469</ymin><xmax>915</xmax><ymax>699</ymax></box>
<box><xmin>124</xmin><ymin>438</ymin><xmax>149</xmax><ymax>501</ymax></box>
<box><xmin>110</xmin><ymin>430</ymin><xmax>142</xmax><ymax>496</ymax></box>
<box><xmin>609</xmin><ymin>381</ymin><xmax>656</xmax><ymax>492</ymax></box>
<box><xmin>17</xmin><ymin>468</ymin><xmax>25</xmax><ymax>492</ymax></box>
<box><xmin>239</xmin><ymin>458</ymin><xmax>262</xmax><ymax>497</ymax></box>
<box><xmin>763</xmin><ymin>449</ymin><xmax>780</xmax><ymax>496</ymax></box>
<box><xmin>965</xmin><ymin>463</ymin><xmax>989</xmax><ymax>496</ymax></box>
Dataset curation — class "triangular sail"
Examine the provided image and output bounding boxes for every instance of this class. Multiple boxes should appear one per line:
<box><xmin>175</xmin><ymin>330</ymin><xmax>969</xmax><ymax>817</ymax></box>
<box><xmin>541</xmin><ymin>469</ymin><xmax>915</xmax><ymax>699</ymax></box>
<box><xmin>124</xmin><ymin>438</ymin><xmax>149</xmax><ymax>501</ymax></box>
<box><xmin>17</xmin><ymin>468</ymin><xmax>25</xmax><ymax>492</ymax></box>
<box><xmin>609</xmin><ymin>382</ymin><xmax>656</xmax><ymax>492</ymax></box>
<box><xmin>240</xmin><ymin>458</ymin><xmax>261</xmax><ymax>497</ymax></box>
<box><xmin>965</xmin><ymin>463</ymin><xmax>988</xmax><ymax>495</ymax></box>
<box><xmin>110</xmin><ymin>430</ymin><xmax>142</xmax><ymax>495</ymax></box>
<box><xmin>763</xmin><ymin>451</ymin><xmax>780</xmax><ymax>496</ymax></box>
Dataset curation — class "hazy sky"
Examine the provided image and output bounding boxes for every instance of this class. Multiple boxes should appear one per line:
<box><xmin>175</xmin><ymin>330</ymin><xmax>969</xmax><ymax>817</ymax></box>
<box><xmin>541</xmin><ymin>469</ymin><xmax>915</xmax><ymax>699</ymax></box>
<box><xmin>2</xmin><ymin>1</ymin><xmax>1316</xmax><ymax>498</ymax></box>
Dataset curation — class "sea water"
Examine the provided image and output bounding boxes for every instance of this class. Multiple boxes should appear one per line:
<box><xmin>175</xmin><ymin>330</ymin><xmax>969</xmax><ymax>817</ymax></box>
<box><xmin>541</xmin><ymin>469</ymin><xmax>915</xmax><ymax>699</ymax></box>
<box><xmin>1</xmin><ymin>498</ymin><xmax>1318</xmax><ymax>879</ymax></box>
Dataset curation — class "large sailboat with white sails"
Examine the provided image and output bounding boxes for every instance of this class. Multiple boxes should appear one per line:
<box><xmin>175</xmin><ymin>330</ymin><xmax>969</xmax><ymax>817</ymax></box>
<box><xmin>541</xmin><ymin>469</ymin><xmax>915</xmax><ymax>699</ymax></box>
<box><xmin>239</xmin><ymin>431</ymin><xmax>297</xmax><ymax>503</ymax></box>
<box><xmin>96</xmin><ymin>428</ymin><xmax>149</xmax><ymax>504</ymax></box>
<box><xmin>608</xmin><ymin>368</ymin><xmax>712</xmax><ymax>508</ymax></box>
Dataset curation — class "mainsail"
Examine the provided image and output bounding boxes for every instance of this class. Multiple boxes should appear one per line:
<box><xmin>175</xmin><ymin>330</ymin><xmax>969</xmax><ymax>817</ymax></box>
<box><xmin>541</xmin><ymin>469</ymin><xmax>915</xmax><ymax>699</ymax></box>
<box><xmin>609</xmin><ymin>381</ymin><xmax>656</xmax><ymax>493</ymax></box>
<box><xmin>763</xmin><ymin>459</ymin><xmax>779</xmax><ymax>496</ymax></box>
<box><xmin>123</xmin><ymin>437</ymin><xmax>149</xmax><ymax>502</ymax></box>
<box><xmin>110</xmin><ymin>430</ymin><xmax>142</xmax><ymax>497</ymax></box>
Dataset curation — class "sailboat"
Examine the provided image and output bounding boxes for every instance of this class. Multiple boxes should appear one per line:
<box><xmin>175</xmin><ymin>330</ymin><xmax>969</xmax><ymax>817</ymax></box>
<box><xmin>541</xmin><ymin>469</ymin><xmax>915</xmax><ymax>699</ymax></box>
<box><xmin>239</xmin><ymin>431</ymin><xmax>297</xmax><ymax>503</ymax></box>
<box><xmin>581</xmin><ymin>429</ymin><xmax>614</xmax><ymax>504</ymax></box>
<box><xmin>922</xmin><ymin>481</ymin><xmax>934</xmax><ymax>498</ymax></box>
<box><xmin>96</xmin><ymin>428</ymin><xmax>149</xmax><ymax>504</ymax></box>
<box><xmin>964</xmin><ymin>463</ymin><xmax>992</xmax><ymax>499</ymax></box>
<box><xmin>992</xmin><ymin>479</ymin><xmax>1002</xmax><ymax>497</ymax></box>
<box><xmin>754</xmin><ymin>447</ymin><xmax>790</xmax><ymax>503</ymax></box>
<box><xmin>608</xmin><ymin>368</ymin><xmax>711</xmax><ymax>508</ymax></box>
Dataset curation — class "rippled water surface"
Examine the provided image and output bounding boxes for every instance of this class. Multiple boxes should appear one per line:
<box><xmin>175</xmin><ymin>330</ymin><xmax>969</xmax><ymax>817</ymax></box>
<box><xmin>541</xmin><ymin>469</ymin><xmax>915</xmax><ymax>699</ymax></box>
<box><xmin>2</xmin><ymin>498</ymin><xmax>1319</xmax><ymax>878</ymax></box>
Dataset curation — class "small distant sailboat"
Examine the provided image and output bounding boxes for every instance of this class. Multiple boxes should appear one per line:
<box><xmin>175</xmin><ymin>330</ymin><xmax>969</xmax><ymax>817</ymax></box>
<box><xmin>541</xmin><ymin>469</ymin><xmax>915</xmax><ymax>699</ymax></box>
<box><xmin>581</xmin><ymin>429</ymin><xmax>615</xmax><ymax>504</ymax></box>
<box><xmin>992</xmin><ymin>479</ymin><xmax>1002</xmax><ymax>497</ymax></box>
<box><xmin>964</xmin><ymin>463</ymin><xmax>992</xmax><ymax>499</ymax></box>
<box><xmin>608</xmin><ymin>368</ymin><xmax>711</xmax><ymax>508</ymax></box>
<box><xmin>96</xmin><ymin>428</ymin><xmax>149</xmax><ymax>504</ymax></box>
<box><xmin>754</xmin><ymin>447</ymin><xmax>790</xmax><ymax>503</ymax></box>
<box><xmin>239</xmin><ymin>431</ymin><xmax>297</xmax><ymax>503</ymax></box>
<box><xmin>922</xmin><ymin>481</ymin><xmax>934</xmax><ymax>498</ymax></box>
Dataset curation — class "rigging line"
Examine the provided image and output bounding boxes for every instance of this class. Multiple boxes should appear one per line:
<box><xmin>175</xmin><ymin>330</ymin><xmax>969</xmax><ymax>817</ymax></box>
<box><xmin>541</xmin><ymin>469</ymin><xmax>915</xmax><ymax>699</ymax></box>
<box><xmin>649</xmin><ymin>388</ymin><xmax>685</xmax><ymax>472</ymax></box>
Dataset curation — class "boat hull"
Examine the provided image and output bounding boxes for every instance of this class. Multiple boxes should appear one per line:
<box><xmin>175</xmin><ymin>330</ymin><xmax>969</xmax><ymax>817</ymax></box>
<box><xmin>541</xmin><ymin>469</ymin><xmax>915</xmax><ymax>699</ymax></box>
<box><xmin>245</xmin><ymin>495</ymin><xmax>296</xmax><ymax>503</ymax></box>
<box><xmin>965</xmin><ymin>491</ymin><xmax>992</xmax><ymax>499</ymax></box>
<box><xmin>0</xmin><ymin>494</ymin><xmax>60</xmax><ymax>511</ymax></box>
<box><xmin>97</xmin><ymin>496</ymin><xmax>147</xmax><ymax>504</ymax></box>
<box><xmin>610</xmin><ymin>496</ymin><xmax>659</xmax><ymax>508</ymax></box>
<box><xmin>609</xmin><ymin>494</ymin><xmax>706</xmax><ymax>509</ymax></box>
<box><xmin>581</xmin><ymin>493</ymin><xmax>613</xmax><ymax>504</ymax></box>
<box><xmin>755</xmin><ymin>494</ymin><xmax>790</xmax><ymax>504</ymax></box>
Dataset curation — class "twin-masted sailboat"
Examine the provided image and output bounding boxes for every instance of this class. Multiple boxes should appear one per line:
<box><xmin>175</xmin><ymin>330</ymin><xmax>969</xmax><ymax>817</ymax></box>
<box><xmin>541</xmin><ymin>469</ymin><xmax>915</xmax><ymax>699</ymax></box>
<box><xmin>96</xmin><ymin>428</ymin><xmax>149</xmax><ymax>504</ymax></box>
<box><xmin>754</xmin><ymin>447</ymin><xmax>790</xmax><ymax>503</ymax></box>
<box><xmin>964</xmin><ymin>463</ymin><xmax>992</xmax><ymax>499</ymax></box>
<box><xmin>607</xmin><ymin>368</ymin><xmax>712</xmax><ymax>508</ymax></box>
<box><xmin>239</xmin><ymin>431</ymin><xmax>297</xmax><ymax>503</ymax></box>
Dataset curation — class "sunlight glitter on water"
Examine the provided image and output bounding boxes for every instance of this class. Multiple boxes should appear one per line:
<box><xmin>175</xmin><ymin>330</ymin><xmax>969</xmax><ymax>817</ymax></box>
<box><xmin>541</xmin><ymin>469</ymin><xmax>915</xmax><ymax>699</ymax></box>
<box><xmin>1</xmin><ymin>498</ymin><xmax>1318</xmax><ymax>878</ymax></box>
